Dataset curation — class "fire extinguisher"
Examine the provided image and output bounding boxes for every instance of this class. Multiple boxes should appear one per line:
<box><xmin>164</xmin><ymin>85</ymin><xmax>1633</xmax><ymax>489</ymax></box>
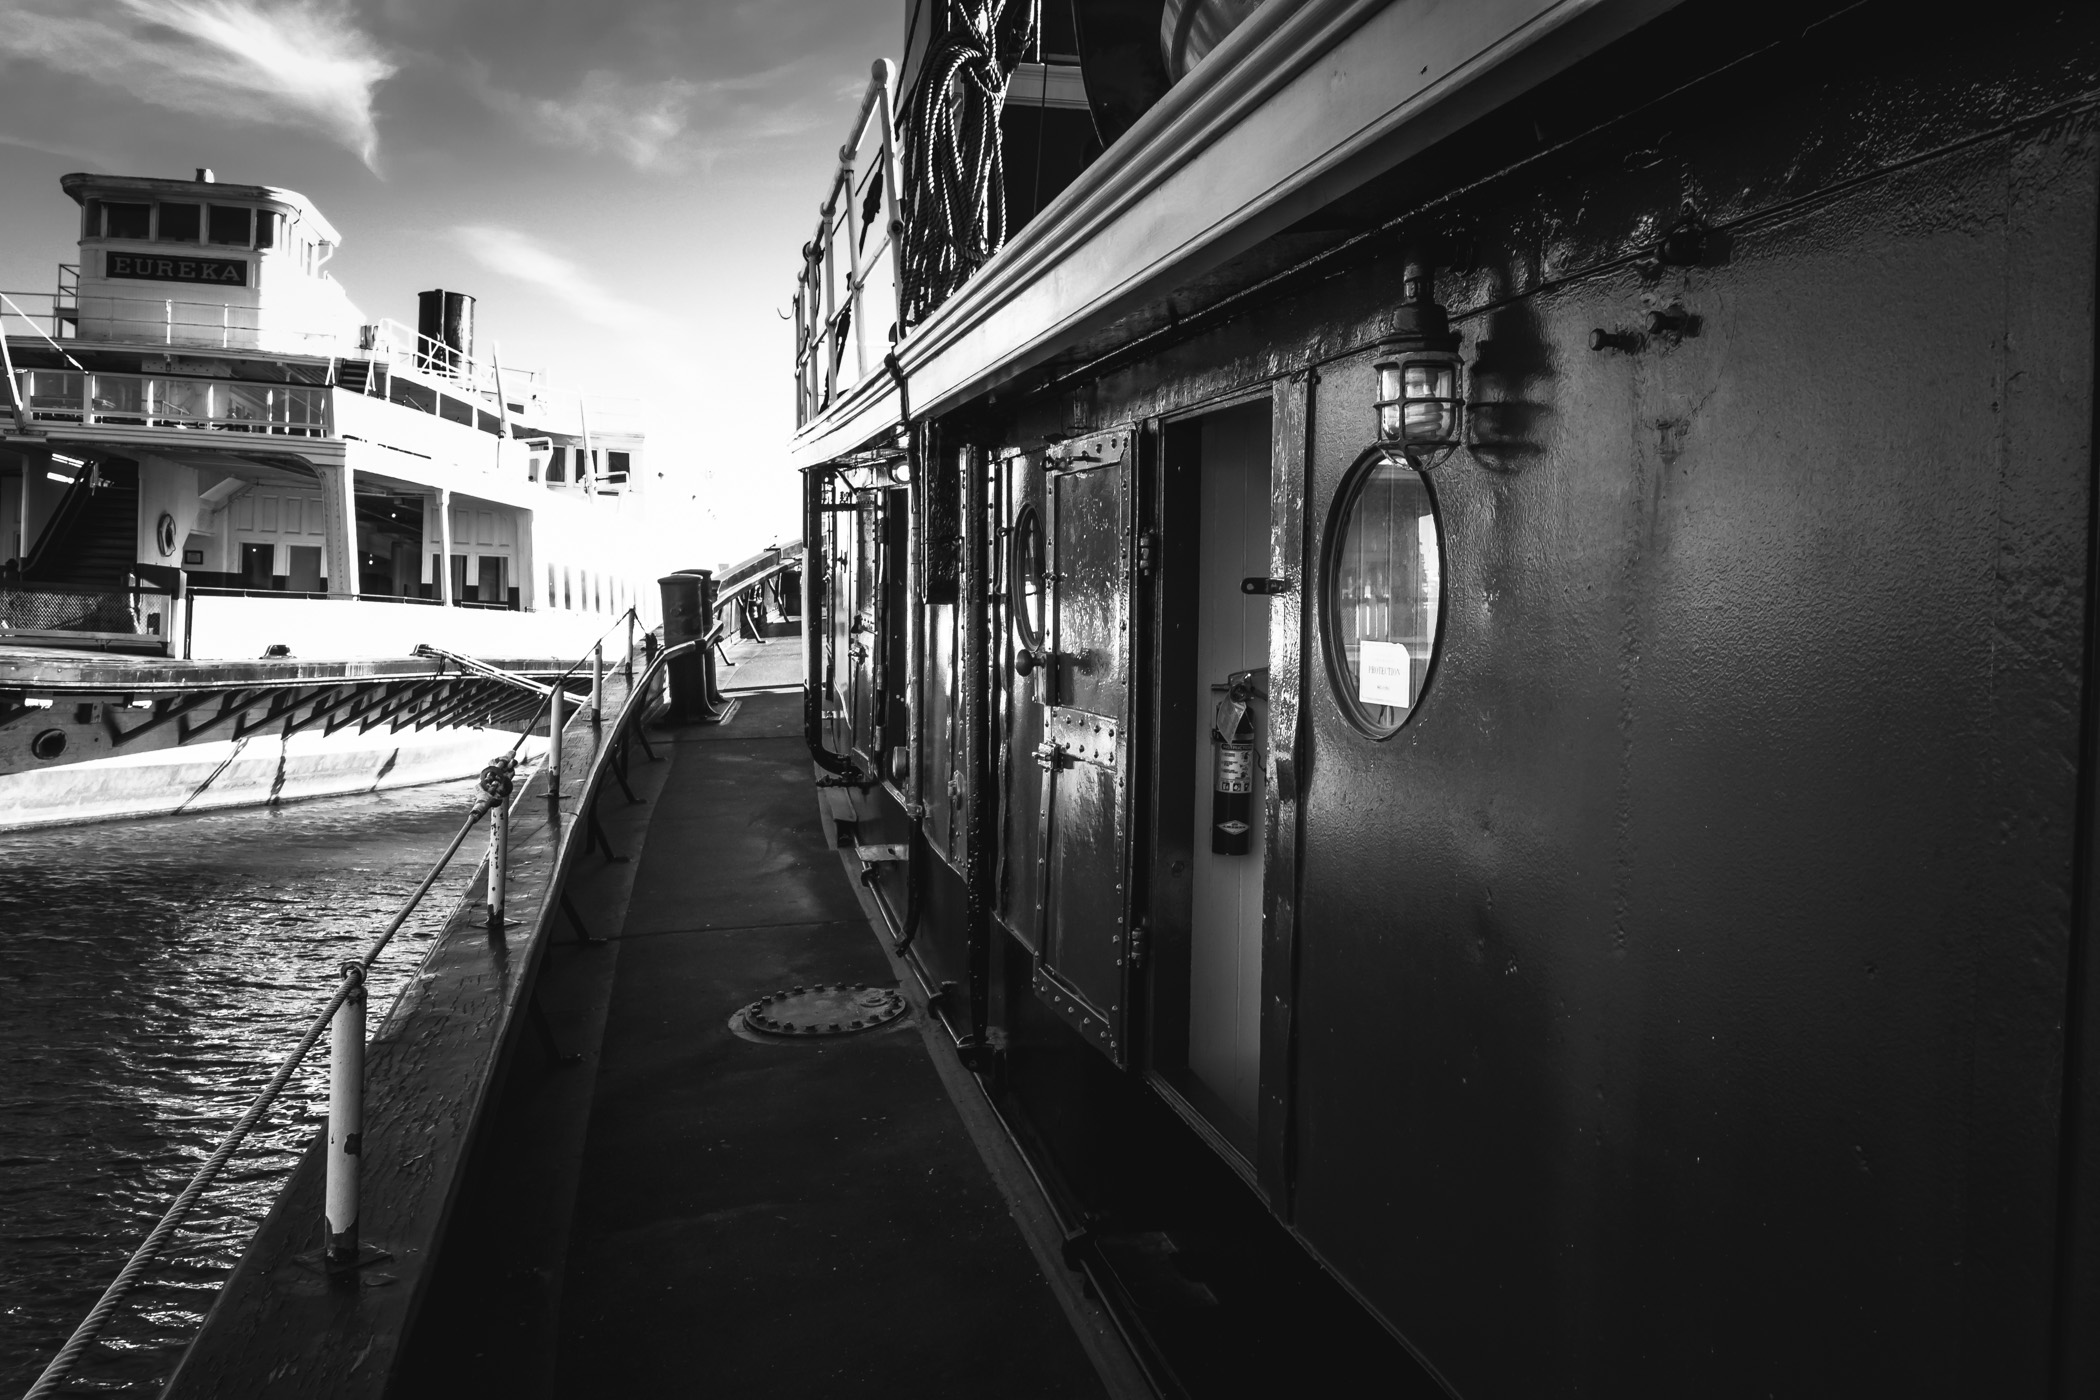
<box><xmin>1211</xmin><ymin>671</ymin><xmax>1260</xmax><ymax>855</ymax></box>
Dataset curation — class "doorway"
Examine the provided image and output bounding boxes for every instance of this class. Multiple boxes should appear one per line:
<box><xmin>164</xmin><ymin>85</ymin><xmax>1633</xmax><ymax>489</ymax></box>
<box><xmin>1149</xmin><ymin>398</ymin><xmax>1273</xmax><ymax>1157</ymax></box>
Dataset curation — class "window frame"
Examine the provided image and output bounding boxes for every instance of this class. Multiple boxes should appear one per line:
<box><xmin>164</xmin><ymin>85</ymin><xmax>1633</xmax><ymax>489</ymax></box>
<box><xmin>1318</xmin><ymin>444</ymin><xmax>1447</xmax><ymax>740</ymax></box>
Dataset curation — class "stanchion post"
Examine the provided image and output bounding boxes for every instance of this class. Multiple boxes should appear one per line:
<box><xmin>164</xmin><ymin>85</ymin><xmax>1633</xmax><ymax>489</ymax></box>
<box><xmin>625</xmin><ymin>611</ymin><xmax>635</xmax><ymax>685</ymax></box>
<box><xmin>548</xmin><ymin>680</ymin><xmax>565</xmax><ymax>806</ymax></box>
<box><xmin>592</xmin><ymin>643</ymin><xmax>604</xmax><ymax>725</ymax></box>
<box><xmin>485</xmin><ymin>765</ymin><xmax>511</xmax><ymax>929</ymax></box>
<box><xmin>325</xmin><ymin>965</ymin><xmax>365</xmax><ymax>1268</ymax></box>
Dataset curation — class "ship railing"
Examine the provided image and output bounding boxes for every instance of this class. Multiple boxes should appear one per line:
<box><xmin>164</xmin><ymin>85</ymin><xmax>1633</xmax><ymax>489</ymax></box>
<box><xmin>11</xmin><ymin>366</ymin><xmax>330</xmax><ymax>437</ymax></box>
<box><xmin>20</xmin><ymin>608</ymin><xmax>680</xmax><ymax>1400</ymax></box>
<box><xmin>794</xmin><ymin>58</ymin><xmax>906</xmax><ymax>429</ymax></box>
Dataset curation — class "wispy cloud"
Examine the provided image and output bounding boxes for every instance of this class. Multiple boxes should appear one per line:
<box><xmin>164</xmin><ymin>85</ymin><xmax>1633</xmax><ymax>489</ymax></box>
<box><xmin>0</xmin><ymin>0</ymin><xmax>395</xmax><ymax>167</ymax></box>
<box><xmin>450</xmin><ymin>224</ymin><xmax>651</xmax><ymax>328</ymax></box>
<box><xmin>477</xmin><ymin>63</ymin><xmax>825</xmax><ymax>172</ymax></box>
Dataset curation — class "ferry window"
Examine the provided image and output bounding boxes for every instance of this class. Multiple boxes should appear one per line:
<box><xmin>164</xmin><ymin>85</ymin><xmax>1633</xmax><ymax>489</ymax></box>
<box><xmin>563</xmin><ymin>569</ymin><xmax>572</xmax><ymax>610</ymax></box>
<box><xmin>546</xmin><ymin>448</ymin><xmax>566</xmax><ymax>483</ymax></box>
<box><xmin>82</xmin><ymin>200</ymin><xmax>101</xmax><ymax>237</ymax></box>
<box><xmin>547</xmin><ymin>564</ymin><xmax>556</xmax><ymax>606</ymax></box>
<box><xmin>208</xmin><ymin>205</ymin><xmax>252</xmax><ymax>246</ymax></box>
<box><xmin>255</xmin><ymin>211</ymin><xmax>277</xmax><ymax>249</ymax></box>
<box><xmin>1008</xmin><ymin>500</ymin><xmax>1045</xmax><ymax>653</ymax></box>
<box><xmin>158</xmin><ymin>203</ymin><xmax>201</xmax><ymax>243</ymax></box>
<box><xmin>1321</xmin><ymin>449</ymin><xmax>1443</xmax><ymax>738</ymax></box>
<box><xmin>606</xmin><ymin>450</ymin><xmax>630</xmax><ymax>481</ymax></box>
<box><xmin>104</xmin><ymin>203</ymin><xmax>151</xmax><ymax>239</ymax></box>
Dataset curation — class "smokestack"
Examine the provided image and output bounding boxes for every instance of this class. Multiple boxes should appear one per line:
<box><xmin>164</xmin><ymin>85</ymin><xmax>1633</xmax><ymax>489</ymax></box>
<box><xmin>415</xmin><ymin>289</ymin><xmax>476</xmax><ymax>371</ymax></box>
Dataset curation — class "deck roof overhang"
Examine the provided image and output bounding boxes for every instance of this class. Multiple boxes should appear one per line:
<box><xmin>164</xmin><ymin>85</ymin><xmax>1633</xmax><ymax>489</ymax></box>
<box><xmin>788</xmin><ymin>0</ymin><xmax>1681</xmax><ymax>471</ymax></box>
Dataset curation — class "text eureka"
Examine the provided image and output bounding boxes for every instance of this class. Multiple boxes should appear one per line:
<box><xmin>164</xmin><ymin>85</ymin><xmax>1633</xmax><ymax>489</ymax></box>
<box><xmin>105</xmin><ymin>253</ymin><xmax>249</xmax><ymax>287</ymax></box>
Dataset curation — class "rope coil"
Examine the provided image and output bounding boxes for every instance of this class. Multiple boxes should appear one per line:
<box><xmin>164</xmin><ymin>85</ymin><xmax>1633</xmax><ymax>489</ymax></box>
<box><xmin>898</xmin><ymin>0</ymin><xmax>1039</xmax><ymax>323</ymax></box>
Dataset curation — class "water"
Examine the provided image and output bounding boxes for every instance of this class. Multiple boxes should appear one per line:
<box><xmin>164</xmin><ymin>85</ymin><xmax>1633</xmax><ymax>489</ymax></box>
<box><xmin>0</xmin><ymin>782</ymin><xmax>490</xmax><ymax>1395</ymax></box>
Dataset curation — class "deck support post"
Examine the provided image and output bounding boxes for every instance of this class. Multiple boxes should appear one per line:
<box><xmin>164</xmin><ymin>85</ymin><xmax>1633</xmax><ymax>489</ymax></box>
<box><xmin>591</xmin><ymin>644</ymin><xmax>603</xmax><ymax>725</ymax></box>
<box><xmin>487</xmin><ymin>795</ymin><xmax>509</xmax><ymax>929</ymax></box>
<box><xmin>547</xmin><ymin>680</ymin><xmax>565</xmax><ymax>806</ymax></box>
<box><xmin>324</xmin><ymin>966</ymin><xmax>369</xmax><ymax>1268</ymax></box>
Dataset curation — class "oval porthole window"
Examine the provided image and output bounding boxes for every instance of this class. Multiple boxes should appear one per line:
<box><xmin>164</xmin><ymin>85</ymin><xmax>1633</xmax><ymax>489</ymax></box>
<box><xmin>1321</xmin><ymin>448</ymin><xmax>1444</xmax><ymax>738</ymax></box>
<box><xmin>1008</xmin><ymin>500</ymin><xmax>1046</xmax><ymax>655</ymax></box>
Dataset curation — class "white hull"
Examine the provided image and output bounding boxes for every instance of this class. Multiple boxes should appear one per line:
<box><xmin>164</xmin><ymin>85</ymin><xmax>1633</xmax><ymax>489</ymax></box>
<box><xmin>0</xmin><ymin>723</ymin><xmax>543</xmax><ymax>831</ymax></box>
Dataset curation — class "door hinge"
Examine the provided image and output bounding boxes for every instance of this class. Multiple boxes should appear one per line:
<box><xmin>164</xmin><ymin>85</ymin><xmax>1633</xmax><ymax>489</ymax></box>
<box><xmin>1136</xmin><ymin>530</ymin><xmax>1158</xmax><ymax>577</ymax></box>
<box><xmin>1128</xmin><ymin>917</ymin><xmax>1148</xmax><ymax>969</ymax></box>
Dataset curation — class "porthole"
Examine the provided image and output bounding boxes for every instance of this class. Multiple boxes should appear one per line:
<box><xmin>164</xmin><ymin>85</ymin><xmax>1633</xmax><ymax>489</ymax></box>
<box><xmin>1321</xmin><ymin>447</ymin><xmax>1444</xmax><ymax>738</ymax></box>
<box><xmin>1008</xmin><ymin>500</ymin><xmax>1046</xmax><ymax>654</ymax></box>
<box><xmin>31</xmin><ymin>728</ymin><xmax>67</xmax><ymax>761</ymax></box>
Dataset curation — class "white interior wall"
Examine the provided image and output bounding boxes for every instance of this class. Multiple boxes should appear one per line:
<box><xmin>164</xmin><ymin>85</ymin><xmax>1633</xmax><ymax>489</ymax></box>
<box><xmin>1186</xmin><ymin>401</ymin><xmax>1272</xmax><ymax>1130</ymax></box>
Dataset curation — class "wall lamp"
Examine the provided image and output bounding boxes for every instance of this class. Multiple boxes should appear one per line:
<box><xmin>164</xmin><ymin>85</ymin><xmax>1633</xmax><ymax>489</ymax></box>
<box><xmin>1372</xmin><ymin>267</ymin><xmax>1464</xmax><ymax>471</ymax></box>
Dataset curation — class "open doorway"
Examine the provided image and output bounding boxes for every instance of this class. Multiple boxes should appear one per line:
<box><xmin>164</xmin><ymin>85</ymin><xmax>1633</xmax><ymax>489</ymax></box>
<box><xmin>1148</xmin><ymin>397</ymin><xmax>1273</xmax><ymax>1160</ymax></box>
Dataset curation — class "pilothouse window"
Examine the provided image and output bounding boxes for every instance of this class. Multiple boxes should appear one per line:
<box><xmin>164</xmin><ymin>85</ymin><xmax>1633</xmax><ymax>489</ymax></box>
<box><xmin>103</xmin><ymin>203</ymin><xmax>151</xmax><ymax>240</ymax></box>
<box><xmin>157</xmin><ymin>203</ymin><xmax>201</xmax><ymax>243</ymax></box>
<box><xmin>1322</xmin><ymin>450</ymin><xmax>1443</xmax><ymax>737</ymax></box>
<box><xmin>208</xmin><ymin>205</ymin><xmax>252</xmax><ymax>246</ymax></box>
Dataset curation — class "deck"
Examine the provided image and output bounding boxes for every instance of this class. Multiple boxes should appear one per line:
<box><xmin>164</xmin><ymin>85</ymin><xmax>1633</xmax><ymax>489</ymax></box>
<box><xmin>404</xmin><ymin>690</ymin><xmax>1133</xmax><ymax>1394</ymax></box>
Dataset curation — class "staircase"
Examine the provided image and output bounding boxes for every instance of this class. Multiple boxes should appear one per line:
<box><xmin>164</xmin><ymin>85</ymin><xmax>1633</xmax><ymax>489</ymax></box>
<box><xmin>24</xmin><ymin>460</ymin><xmax>140</xmax><ymax>590</ymax></box>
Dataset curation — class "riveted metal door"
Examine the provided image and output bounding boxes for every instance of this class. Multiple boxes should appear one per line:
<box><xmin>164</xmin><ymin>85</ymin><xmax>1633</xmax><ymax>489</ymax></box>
<box><xmin>1032</xmin><ymin>429</ymin><xmax>1134</xmax><ymax>1063</ymax></box>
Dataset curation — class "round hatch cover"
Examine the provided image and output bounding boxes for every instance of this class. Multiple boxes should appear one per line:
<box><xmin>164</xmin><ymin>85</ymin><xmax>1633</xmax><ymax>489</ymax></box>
<box><xmin>738</xmin><ymin>983</ymin><xmax>904</xmax><ymax>1037</ymax></box>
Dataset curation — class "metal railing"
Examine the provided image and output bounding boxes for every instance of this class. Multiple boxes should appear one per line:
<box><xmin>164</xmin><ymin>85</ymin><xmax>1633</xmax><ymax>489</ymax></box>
<box><xmin>13</xmin><ymin>366</ymin><xmax>329</xmax><ymax>435</ymax></box>
<box><xmin>794</xmin><ymin>59</ymin><xmax>906</xmax><ymax>428</ymax></box>
<box><xmin>1</xmin><ymin>289</ymin><xmax>643</xmax><ymax>439</ymax></box>
<box><xmin>18</xmin><ymin>614</ymin><xmax>684</xmax><ymax>1399</ymax></box>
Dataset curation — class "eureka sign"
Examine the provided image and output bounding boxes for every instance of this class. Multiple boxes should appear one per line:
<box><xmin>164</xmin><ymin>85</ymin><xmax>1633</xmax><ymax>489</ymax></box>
<box><xmin>106</xmin><ymin>252</ymin><xmax>249</xmax><ymax>287</ymax></box>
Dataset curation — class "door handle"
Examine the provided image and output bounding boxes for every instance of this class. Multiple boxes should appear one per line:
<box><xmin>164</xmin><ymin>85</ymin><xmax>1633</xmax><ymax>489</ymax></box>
<box><xmin>1241</xmin><ymin>577</ymin><xmax>1291</xmax><ymax>595</ymax></box>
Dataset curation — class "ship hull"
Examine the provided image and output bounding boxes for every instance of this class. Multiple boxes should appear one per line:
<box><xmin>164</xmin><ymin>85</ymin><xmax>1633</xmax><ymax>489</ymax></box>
<box><xmin>0</xmin><ymin>722</ymin><xmax>538</xmax><ymax>830</ymax></box>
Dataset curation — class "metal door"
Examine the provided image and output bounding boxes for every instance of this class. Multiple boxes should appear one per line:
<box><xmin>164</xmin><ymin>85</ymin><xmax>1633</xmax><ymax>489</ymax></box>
<box><xmin>1031</xmin><ymin>429</ymin><xmax>1134</xmax><ymax>1063</ymax></box>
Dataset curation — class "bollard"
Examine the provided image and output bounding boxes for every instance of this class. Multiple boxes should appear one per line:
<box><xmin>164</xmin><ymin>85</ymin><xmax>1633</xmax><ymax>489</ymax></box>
<box><xmin>548</xmin><ymin>680</ymin><xmax>565</xmax><ymax>806</ymax></box>
<box><xmin>325</xmin><ymin>963</ymin><xmax>366</xmax><ymax>1268</ymax></box>
<box><xmin>481</xmin><ymin>758</ymin><xmax>514</xmax><ymax>929</ymax></box>
<box><xmin>592</xmin><ymin>643</ymin><xmax>604</xmax><ymax>725</ymax></box>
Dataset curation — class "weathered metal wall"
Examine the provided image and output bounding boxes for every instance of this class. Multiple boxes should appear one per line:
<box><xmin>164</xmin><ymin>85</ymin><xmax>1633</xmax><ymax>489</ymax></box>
<box><xmin>820</xmin><ymin>4</ymin><xmax>2100</xmax><ymax>1393</ymax></box>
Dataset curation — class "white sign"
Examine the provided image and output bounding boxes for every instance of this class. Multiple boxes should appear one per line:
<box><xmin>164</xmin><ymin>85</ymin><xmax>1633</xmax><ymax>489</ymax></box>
<box><xmin>1358</xmin><ymin>639</ymin><xmax>1413</xmax><ymax>708</ymax></box>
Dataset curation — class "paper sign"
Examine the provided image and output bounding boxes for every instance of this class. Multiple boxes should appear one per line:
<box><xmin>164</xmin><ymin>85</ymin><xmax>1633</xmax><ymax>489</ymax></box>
<box><xmin>1358</xmin><ymin>639</ymin><xmax>1413</xmax><ymax>708</ymax></box>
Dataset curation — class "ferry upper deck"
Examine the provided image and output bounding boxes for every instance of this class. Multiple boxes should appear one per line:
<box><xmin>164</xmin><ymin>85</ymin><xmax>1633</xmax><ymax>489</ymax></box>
<box><xmin>2</xmin><ymin>170</ymin><xmax>649</xmax><ymax>663</ymax></box>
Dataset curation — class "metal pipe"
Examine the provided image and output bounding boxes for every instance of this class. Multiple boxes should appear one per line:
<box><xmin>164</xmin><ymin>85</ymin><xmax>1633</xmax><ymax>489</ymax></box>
<box><xmin>548</xmin><ymin>679</ymin><xmax>565</xmax><ymax>804</ymax></box>
<box><xmin>487</xmin><ymin>795</ymin><xmax>508</xmax><ymax>928</ymax></box>
<box><xmin>323</xmin><ymin>965</ymin><xmax>365</xmax><ymax>1268</ymax></box>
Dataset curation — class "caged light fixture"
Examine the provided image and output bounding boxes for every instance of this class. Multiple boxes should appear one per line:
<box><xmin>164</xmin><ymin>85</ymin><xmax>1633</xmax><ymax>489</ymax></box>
<box><xmin>1371</xmin><ymin>266</ymin><xmax>1465</xmax><ymax>471</ymax></box>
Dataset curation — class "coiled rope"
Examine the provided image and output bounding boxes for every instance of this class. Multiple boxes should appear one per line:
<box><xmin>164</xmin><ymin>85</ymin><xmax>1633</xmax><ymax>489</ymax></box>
<box><xmin>899</xmin><ymin>0</ymin><xmax>1039</xmax><ymax>323</ymax></box>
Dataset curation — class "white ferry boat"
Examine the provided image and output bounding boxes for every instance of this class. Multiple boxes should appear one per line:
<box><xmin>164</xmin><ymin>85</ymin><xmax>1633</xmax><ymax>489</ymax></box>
<box><xmin>0</xmin><ymin>168</ymin><xmax>661</xmax><ymax>827</ymax></box>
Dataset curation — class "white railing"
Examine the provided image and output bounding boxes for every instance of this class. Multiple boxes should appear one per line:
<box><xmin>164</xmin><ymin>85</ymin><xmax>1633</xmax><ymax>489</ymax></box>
<box><xmin>15</xmin><ymin>367</ymin><xmax>328</xmax><ymax>436</ymax></box>
<box><xmin>4</xmin><ymin>282</ymin><xmax>642</xmax><ymax>444</ymax></box>
<box><xmin>794</xmin><ymin>59</ymin><xmax>905</xmax><ymax>428</ymax></box>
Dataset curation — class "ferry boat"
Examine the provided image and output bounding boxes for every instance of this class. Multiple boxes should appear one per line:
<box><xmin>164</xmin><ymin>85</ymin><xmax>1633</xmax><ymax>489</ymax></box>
<box><xmin>25</xmin><ymin>2</ymin><xmax>2100</xmax><ymax>1397</ymax></box>
<box><xmin>0</xmin><ymin>169</ymin><xmax>658</xmax><ymax>828</ymax></box>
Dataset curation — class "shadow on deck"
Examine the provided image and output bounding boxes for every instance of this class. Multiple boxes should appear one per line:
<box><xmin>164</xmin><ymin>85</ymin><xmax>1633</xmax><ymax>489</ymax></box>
<box><xmin>397</xmin><ymin>692</ymin><xmax>1125</xmax><ymax>1396</ymax></box>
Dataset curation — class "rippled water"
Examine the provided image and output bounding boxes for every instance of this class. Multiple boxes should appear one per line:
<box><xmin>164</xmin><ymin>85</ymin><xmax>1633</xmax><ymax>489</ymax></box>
<box><xmin>0</xmin><ymin>782</ymin><xmax>490</xmax><ymax>1395</ymax></box>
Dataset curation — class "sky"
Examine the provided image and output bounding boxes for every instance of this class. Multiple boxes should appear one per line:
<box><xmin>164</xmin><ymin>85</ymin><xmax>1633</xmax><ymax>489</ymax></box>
<box><xmin>0</xmin><ymin>0</ymin><xmax>898</xmax><ymax>574</ymax></box>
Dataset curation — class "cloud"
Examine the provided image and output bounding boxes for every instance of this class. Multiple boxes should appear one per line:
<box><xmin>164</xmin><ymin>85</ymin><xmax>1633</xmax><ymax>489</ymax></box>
<box><xmin>450</xmin><ymin>224</ymin><xmax>651</xmax><ymax>329</ymax></box>
<box><xmin>0</xmin><ymin>0</ymin><xmax>395</xmax><ymax>167</ymax></box>
<box><xmin>478</xmin><ymin>63</ymin><xmax>825</xmax><ymax>172</ymax></box>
